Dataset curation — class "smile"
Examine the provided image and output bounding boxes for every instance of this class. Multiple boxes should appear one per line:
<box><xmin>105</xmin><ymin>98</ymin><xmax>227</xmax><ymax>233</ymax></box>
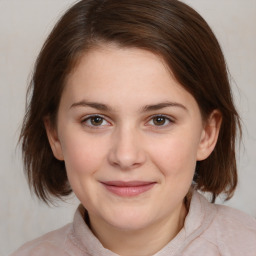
<box><xmin>101</xmin><ymin>181</ymin><xmax>156</xmax><ymax>197</ymax></box>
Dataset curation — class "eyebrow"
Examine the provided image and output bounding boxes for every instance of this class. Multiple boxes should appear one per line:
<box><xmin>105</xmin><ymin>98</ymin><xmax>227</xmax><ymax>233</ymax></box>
<box><xmin>141</xmin><ymin>102</ymin><xmax>187</xmax><ymax>112</ymax></box>
<box><xmin>70</xmin><ymin>100</ymin><xmax>187</xmax><ymax>112</ymax></box>
<box><xmin>70</xmin><ymin>101</ymin><xmax>112</xmax><ymax>111</ymax></box>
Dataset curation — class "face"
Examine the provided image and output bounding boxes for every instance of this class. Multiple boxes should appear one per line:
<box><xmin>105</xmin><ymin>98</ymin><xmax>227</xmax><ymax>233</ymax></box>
<box><xmin>46</xmin><ymin>45</ymin><xmax>220</xmax><ymax>234</ymax></box>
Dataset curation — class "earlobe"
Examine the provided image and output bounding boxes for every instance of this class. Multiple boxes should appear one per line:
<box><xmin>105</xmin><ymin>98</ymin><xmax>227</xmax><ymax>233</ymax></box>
<box><xmin>197</xmin><ymin>110</ymin><xmax>222</xmax><ymax>161</ymax></box>
<box><xmin>44</xmin><ymin>117</ymin><xmax>64</xmax><ymax>161</ymax></box>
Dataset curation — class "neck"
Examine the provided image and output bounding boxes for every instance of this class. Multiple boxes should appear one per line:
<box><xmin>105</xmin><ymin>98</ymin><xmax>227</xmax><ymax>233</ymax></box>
<box><xmin>88</xmin><ymin>203</ymin><xmax>187</xmax><ymax>256</ymax></box>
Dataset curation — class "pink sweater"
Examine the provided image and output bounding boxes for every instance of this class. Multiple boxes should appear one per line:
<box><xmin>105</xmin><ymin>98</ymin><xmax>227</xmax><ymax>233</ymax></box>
<box><xmin>10</xmin><ymin>191</ymin><xmax>256</xmax><ymax>255</ymax></box>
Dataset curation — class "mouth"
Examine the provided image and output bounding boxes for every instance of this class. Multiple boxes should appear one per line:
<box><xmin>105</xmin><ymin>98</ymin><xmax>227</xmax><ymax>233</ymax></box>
<box><xmin>100</xmin><ymin>181</ymin><xmax>156</xmax><ymax>197</ymax></box>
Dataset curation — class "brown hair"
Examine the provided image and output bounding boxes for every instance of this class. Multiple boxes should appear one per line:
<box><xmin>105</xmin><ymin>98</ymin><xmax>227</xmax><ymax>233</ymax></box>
<box><xmin>20</xmin><ymin>0</ymin><xmax>241</xmax><ymax>203</ymax></box>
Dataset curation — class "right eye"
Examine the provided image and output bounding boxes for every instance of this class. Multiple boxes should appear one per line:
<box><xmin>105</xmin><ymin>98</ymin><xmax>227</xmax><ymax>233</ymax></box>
<box><xmin>146</xmin><ymin>115</ymin><xmax>174</xmax><ymax>128</ymax></box>
<box><xmin>82</xmin><ymin>115</ymin><xmax>110</xmax><ymax>128</ymax></box>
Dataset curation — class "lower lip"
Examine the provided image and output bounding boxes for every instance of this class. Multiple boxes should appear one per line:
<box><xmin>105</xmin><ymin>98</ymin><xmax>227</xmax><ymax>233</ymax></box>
<box><xmin>102</xmin><ymin>183</ymin><xmax>155</xmax><ymax>197</ymax></box>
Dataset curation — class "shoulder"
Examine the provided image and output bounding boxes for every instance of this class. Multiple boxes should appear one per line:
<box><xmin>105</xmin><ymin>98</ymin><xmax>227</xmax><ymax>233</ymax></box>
<box><xmin>202</xmin><ymin>201</ymin><xmax>256</xmax><ymax>255</ymax></box>
<box><xmin>10</xmin><ymin>224</ymin><xmax>72</xmax><ymax>256</ymax></box>
<box><xmin>213</xmin><ymin>203</ymin><xmax>256</xmax><ymax>237</ymax></box>
<box><xmin>215</xmin><ymin>203</ymin><xmax>256</xmax><ymax>229</ymax></box>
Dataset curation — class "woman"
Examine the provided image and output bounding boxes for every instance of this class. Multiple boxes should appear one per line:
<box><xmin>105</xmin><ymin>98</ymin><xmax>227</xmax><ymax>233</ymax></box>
<box><xmin>11</xmin><ymin>0</ymin><xmax>256</xmax><ymax>255</ymax></box>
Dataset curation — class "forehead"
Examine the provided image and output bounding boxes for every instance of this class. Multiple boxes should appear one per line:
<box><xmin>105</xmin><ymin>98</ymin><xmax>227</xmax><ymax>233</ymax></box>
<box><xmin>67</xmin><ymin>45</ymin><xmax>171</xmax><ymax>85</ymax></box>
<box><xmin>62</xmin><ymin>44</ymin><xmax>199</xmax><ymax>113</ymax></box>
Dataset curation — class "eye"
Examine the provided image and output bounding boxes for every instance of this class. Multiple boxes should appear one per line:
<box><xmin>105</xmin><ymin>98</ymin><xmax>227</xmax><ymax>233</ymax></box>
<box><xmin>82</xmin><ymin>115</ymin><xmax>110</xmax><ymax>127</ymax></box>
<box><xmin>147</xmin><ymin>115</ymin><xmax>173</xmax><ymax>127</ymax></box>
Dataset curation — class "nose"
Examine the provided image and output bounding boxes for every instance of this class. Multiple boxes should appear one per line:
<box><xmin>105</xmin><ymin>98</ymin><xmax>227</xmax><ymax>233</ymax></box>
<box><xmin>108</xmin><ymin>126</ymin><xmax>146</xmax><ymax>170</ymax></box>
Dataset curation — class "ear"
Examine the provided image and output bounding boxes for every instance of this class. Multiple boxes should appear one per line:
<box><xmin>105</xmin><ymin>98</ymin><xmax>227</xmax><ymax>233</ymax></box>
<box><xmin>44</xmin><ymin>117</ymin><xmax>64</xmax><ymax>161</ymax></box>
<box><xmin>197</xmin><ymin>110</ymin><xmax>222</xmax><ymax>161</ymax></box>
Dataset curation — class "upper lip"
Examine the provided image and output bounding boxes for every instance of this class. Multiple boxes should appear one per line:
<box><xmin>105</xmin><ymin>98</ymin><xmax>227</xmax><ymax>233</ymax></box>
<box><xmin>101</xmin><ymin>181</ymin><xmax>156</xmax><ymax>187</ymax></box>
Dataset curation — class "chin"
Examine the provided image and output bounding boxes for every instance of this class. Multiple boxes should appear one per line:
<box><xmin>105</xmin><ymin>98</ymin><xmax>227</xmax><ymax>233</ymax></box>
<box><xmin>105</xmin><ymin>208</ymin><xmax>158</xmax><ymax>231</ymax></box>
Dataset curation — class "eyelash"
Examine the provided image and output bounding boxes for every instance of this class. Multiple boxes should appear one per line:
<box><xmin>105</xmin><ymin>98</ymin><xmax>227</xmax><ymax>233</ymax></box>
<box><xmin>81</xmin><ymin>114</ymin><xmax>174</xmax><ymax>128</ymax></box>
<box><xmin>146</xmin><ymin>115</ymin><xmax>174</xmax><ymax>128</ymax></box>
<box><xmin>81</xmin><ymin>115</ymin><xmax>111</xmax><ymax>128</ymax></box>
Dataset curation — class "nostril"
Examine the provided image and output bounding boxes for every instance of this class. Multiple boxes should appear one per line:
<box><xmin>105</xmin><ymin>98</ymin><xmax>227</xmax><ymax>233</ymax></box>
<box><xmin>108</xmin><ymin>146</ymin><xmax>146</xmax><ymax>170</ymax></box>
<box><xmin>107</xmin><ymin>130</ymin><xmax>147</xmax><ymax>170</ymax></box>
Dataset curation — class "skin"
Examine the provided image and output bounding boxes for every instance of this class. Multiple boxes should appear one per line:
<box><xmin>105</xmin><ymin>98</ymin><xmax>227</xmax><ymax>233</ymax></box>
<box><xmin>45</xmin><ymin>44</ymin><xmax>221</xmax><ymax>256</ymax></box>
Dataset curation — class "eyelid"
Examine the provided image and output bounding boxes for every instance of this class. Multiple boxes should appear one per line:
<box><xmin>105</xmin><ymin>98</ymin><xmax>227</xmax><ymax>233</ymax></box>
<box><xmin>80</xmin><ymin>114</ymin><xmax>175</xmax><ymax>129</ymax></box>
<box><xmin>146</xmin><ymin>114</ymin><xmax>175</xmax><ymax>127</ymax></box>
<box><xmin>149</xmin><ymin>114</ymin><xmax>174</xmax><ymax>120</ymax></box>
<box><xmin>81</xmin><ymin>114</ymin><xmax>112</xmax><ymax>128</ymax></box>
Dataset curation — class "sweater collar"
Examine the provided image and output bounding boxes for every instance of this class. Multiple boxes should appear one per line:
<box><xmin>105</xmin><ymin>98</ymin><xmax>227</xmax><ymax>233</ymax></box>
<box><xmin>71</xmin><ymin>191</ymin><xmax>216</xmax><ymax>256</ymax></box>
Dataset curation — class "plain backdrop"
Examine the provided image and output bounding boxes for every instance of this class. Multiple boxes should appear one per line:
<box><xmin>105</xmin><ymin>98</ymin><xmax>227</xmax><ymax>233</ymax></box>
<box><xmin>0</xmin><ymin>0</ymin><xmax>255</xmax><ymax>255</ymax></box>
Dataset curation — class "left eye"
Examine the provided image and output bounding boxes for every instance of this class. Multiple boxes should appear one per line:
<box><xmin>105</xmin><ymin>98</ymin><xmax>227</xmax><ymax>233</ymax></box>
<box><xmin>148</xmin><ymin>115</ymin><xmax>172</xmax><ymax>126</ymax></box>
<box><xmin>82</xmin><ymin>115</ymin><xmax>110</xmax><ymax>127</ymax></box>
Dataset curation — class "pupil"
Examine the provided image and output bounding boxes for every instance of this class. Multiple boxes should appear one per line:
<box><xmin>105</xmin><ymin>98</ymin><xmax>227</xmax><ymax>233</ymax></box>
<box><xmin>153</xmin><ymin>117</ymin><xmax>165</xmax><ymax>125</ymax></box>
<box><xmin>92</xmin><ymin>116</ymin><xmax>103</xmax><ymax>125</ymax></box>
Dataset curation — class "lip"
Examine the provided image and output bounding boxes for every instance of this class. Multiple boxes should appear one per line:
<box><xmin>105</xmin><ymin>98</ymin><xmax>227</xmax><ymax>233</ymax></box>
<box><xmin>101</xmin><ymin>181</ymin><xmax>156</xmax><ymax>197</ymax></box>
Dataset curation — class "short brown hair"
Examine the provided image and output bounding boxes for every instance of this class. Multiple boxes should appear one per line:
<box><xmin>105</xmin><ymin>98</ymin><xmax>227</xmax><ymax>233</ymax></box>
<box><xmin>20</xmin><ymin>0</ymin><xmax>241</xmax><ymax>203</ymax></box>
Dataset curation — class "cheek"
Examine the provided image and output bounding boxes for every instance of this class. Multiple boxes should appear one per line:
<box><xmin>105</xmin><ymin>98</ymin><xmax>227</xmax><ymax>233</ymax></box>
<box><xmin>59</xmin><ymin>134</ymin><xmax>108</xmax><ymax>204</ymax></box>
<box><xmin>150</xmin><ymin>133</ymin><xmax>200</xmax><ymax>178</ymax></box>
<box><xmin>60</xmin><ymin>133</ymin><xmax>107</xmax><ymax>177</ymax></box>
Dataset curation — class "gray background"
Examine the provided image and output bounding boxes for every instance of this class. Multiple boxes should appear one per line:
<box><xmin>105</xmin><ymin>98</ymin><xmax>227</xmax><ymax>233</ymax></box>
<box><xmin>1</xmin><ymin>0</ymin><xmax>255</xmax><ymax>255</ymax></box>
